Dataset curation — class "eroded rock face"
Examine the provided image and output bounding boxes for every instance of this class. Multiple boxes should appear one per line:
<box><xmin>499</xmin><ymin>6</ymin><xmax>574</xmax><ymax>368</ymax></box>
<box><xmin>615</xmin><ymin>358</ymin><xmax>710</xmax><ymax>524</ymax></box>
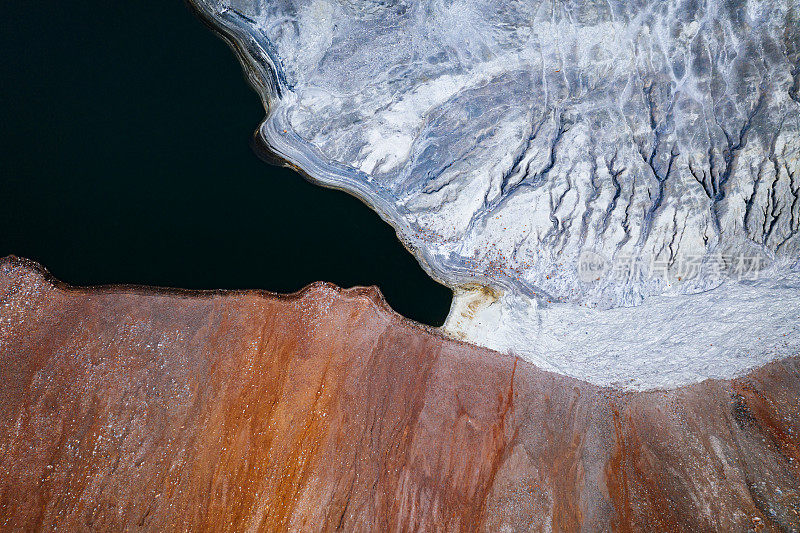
<box><xmin>187</xmin><ymin>0</ymin><xmax>800</xmax><ymax>388</ymax></box>
<box><xmin>1</xmin><ymin>256</ymin><xmax>798</xmax><ymax>531</ymax></box>
<box><xmin>189</xmin><ymin>0</ymin><xmax>800</xmax><ymax>305</ymax></box>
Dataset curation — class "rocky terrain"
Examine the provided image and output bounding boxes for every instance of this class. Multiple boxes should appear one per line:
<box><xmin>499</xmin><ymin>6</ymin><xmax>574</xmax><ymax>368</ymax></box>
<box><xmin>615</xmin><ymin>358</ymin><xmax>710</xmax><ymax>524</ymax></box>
<box><xmin>1</xmin><ymin>256</ymin><xmax>798</xmax><ymax>531</ymax></box>
<box><xmin>187</xmin><ymin>0</ymin><xmax>800</xmax><ymax>387</ymax></box>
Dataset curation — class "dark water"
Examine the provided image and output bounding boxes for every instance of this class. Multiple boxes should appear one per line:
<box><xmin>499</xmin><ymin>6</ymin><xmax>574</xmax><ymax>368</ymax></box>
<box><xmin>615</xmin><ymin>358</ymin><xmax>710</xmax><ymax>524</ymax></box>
<box><xmin>0</xmin><ymin>1</ymin><xmax>451</xmax><ymax>326</ymax></box>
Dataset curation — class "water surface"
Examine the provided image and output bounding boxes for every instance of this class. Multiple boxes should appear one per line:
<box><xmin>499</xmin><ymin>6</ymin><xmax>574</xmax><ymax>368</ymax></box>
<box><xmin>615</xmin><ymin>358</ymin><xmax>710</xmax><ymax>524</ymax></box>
<box><xmin>0</xmin><ymin>0</ymin><xmax>451</xmax><ymax>326</ymax></box>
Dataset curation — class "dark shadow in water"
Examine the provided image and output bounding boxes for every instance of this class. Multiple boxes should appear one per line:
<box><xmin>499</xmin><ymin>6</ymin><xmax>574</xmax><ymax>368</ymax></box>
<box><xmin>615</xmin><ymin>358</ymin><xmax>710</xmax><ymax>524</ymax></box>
<box><xmin>0</xmin><ymin>1</ymin><xmax>452</xmax><ymax>326</ymax></box>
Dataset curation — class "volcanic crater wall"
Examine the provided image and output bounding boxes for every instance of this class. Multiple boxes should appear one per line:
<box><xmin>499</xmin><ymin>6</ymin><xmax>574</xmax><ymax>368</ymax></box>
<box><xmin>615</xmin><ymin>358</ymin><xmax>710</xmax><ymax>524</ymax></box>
<box><xmin>1</xmin><ymin>256</ymin><xmax>798</xmax><ymax>531</ymax></box>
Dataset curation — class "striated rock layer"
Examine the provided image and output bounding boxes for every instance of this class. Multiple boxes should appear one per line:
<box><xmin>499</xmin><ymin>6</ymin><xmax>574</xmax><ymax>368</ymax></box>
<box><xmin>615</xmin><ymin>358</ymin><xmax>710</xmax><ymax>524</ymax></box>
<box><xmin>187</xmin><ymin>0</ymin><xmax>800</xmax><ymax>388</ymax></box>
<box><xmin>1</xmin><ymin>255</ymin><xmax>798</xmax><ymax>531</ymax></box>
<box><xmin>189</xmin><ymin>0</ymin><xmax>800</xmax><ymax>303</ymax></box>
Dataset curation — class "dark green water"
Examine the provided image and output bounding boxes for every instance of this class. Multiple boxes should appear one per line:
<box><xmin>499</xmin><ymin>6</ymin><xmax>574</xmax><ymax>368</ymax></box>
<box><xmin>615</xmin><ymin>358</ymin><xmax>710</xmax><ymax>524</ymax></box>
<box><xmin>0</xmin><ymin>1</ymin><xmax>451</xmax><ymax>326</ymax></box>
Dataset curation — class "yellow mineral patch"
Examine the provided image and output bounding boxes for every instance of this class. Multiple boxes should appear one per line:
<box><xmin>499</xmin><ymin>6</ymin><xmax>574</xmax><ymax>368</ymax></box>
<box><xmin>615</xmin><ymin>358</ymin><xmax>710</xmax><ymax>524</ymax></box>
<box><xmin>441</xmin><ymin>284</ymin><xmax>502</xmax><ymax>340</ymax></box>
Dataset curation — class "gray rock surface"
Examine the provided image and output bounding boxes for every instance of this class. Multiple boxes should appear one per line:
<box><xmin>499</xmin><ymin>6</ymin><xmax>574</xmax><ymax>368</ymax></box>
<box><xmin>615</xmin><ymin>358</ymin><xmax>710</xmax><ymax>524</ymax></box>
<box><xmin>190</xmin><ymin>0</ymin><xmax>800</xmax><ymax>388</ymax></box>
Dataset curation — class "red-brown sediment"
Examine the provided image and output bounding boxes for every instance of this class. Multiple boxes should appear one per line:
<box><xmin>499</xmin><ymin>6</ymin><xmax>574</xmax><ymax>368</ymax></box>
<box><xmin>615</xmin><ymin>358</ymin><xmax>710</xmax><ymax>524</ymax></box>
<box><xmin>0</xmin><ymin>256</ymin><xmax>797</xmax><ymax>531</ymax></box>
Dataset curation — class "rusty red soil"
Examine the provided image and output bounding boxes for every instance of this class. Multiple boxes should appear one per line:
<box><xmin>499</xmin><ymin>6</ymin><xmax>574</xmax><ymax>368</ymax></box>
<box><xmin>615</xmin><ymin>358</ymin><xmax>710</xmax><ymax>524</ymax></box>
<box><xmin>0</xmin><ymin>255</ymin><xmax>798</xmax><ymax>531</ymax></box>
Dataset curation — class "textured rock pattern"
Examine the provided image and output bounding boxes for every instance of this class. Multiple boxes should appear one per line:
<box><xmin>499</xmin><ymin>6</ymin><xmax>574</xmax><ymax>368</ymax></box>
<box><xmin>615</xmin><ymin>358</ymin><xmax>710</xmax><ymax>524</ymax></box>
<box><xmin>190</xmin><ymin>0</ymin><xmax>800</xmax><ymax>305</ymax></box>
<box><xmin>1</xmin><ymin>256</ymin><xmax>798</xmax><ymax>531</ymax></box>
<box><xmin>188</xmin><ymin>0</ymin><xmax>800</xmax><ymax>387</ymax></box>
